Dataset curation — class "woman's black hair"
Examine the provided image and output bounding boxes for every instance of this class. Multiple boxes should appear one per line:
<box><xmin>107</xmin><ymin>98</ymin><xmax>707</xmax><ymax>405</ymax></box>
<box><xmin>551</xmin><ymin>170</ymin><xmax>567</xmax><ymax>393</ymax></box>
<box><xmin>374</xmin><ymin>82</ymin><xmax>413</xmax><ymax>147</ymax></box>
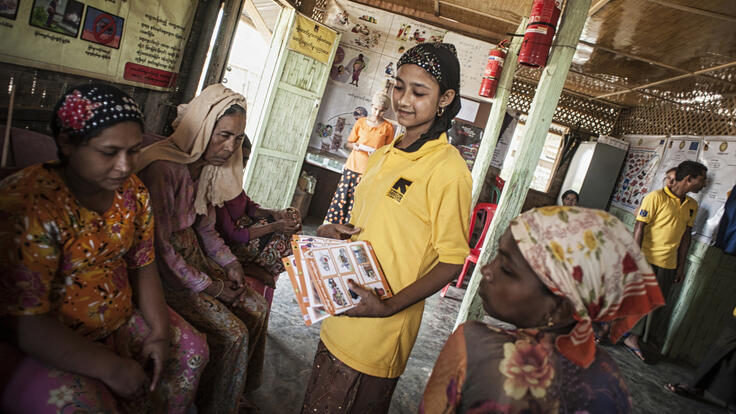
<box><xmin>218</xmin><ymin>103</ymin><xmax>246</xmax><ymax>121</ymax></box>
<box><xmin>50</xmin><ymin>83</ymin><xmax>144</xmax><ymax>164</ymax></box>
<box><xmin>396</xmin><ymin>43</ymin><xmax>461</xmax><ymax>152</ymax></box>
<box><xmin>561</xmin><ymin>190</ymin><xmax>579</xmax><ymax>202</ymax></box>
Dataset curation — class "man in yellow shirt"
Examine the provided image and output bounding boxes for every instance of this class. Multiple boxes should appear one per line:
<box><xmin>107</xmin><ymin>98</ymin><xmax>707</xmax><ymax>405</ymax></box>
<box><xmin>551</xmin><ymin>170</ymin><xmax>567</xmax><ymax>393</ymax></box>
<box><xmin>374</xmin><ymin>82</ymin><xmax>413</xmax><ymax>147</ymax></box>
<box><xmin>624</xmin><ymin>160</ymin><xmax>707</xmax><ymax>362</ymax></box>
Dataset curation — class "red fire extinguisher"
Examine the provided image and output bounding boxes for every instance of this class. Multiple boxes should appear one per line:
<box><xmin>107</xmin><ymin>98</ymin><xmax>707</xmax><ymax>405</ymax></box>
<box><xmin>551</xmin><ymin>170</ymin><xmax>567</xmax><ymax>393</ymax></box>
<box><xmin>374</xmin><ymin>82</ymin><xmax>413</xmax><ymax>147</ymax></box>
<box><xmin>518</xmin><ymin>0</ymin><xmax>562</xmax><ymax>67</ymax></box>
<box><xmin>479</xmin><ymin>40</ymin><xmax>508</xmax><ymax>99</ymax></box>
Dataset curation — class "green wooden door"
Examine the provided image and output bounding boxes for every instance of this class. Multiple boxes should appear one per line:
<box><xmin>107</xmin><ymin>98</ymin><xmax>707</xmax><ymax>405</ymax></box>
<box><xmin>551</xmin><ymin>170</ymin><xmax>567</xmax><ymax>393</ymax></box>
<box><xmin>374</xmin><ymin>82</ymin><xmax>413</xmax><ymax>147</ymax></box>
<box><xmin>243</xmin><ymin>9</ymin><xmax>340</xmax><ymax>209</ymax></box>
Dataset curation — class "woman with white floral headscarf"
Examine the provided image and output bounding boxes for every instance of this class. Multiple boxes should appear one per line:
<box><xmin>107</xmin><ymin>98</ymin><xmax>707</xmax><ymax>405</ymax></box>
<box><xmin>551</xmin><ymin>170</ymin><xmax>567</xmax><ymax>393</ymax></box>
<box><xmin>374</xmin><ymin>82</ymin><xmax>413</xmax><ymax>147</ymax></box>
<box><xmin>420</xmin><ymin>206</ymin><xmax>665</xmax><ymax>413</ymax></box>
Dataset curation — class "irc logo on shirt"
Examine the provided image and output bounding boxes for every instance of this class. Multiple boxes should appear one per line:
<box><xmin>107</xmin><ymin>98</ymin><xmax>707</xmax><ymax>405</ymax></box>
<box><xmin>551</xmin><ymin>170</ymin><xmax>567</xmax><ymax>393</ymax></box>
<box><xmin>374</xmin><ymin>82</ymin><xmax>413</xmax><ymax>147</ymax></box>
<box><xmin>639</xmin><ymin>209</ymin><xmax>648</xmax><ymax>217</ymax></box>
<box><xmin>387</xmin><ymin>178</ymin><xmax>413</xmax><ymax>203</ymax></box>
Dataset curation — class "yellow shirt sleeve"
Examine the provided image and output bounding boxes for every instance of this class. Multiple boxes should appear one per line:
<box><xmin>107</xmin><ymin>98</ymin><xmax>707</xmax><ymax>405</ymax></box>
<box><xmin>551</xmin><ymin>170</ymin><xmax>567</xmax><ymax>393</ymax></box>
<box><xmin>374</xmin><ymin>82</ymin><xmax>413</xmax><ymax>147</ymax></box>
<box><xmin>428</xmin><ymin>172</ymin><xmax>472</xmax><ymax>264</ymax></box>
<box><xmin>636</xmin><ymin>192</ymin><xmax>658</xmax><ymax>224</ymax></box>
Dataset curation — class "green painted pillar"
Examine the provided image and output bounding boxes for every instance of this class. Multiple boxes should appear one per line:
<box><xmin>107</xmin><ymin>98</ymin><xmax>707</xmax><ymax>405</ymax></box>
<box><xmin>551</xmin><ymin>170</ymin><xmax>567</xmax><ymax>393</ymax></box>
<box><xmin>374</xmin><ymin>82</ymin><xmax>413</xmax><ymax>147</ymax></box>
<box><xmin>455</xmin><ymin>0</ymin><xmax>593</xmax><ymax>327</ymax></box>
<box><xmin>470</xmin><ymin>19</ymin><xmax>526</xmax><ymax>207</ymax></box>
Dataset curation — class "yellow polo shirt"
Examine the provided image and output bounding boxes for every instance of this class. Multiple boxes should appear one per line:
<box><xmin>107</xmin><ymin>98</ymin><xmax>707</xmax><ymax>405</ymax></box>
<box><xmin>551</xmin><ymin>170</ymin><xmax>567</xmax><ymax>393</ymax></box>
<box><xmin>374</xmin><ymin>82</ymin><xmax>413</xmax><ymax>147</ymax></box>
<box><xmin>320</xmin><ymin>133</ymin><xmax>472</xmax><ymax>378</ymax></box>
<box><xmin>636</xmin><ymin>186</ymin><xmax>698</xmax><ymax>269</ymax></box>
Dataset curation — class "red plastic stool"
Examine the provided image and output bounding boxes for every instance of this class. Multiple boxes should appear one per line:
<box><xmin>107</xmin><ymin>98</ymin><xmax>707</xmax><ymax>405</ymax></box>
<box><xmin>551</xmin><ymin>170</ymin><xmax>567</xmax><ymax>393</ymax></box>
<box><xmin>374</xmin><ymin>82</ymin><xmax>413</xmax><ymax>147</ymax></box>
<box><xmin>441</xmin><ymin>203</ymin><xmax>497</xmax><ymax>297</ymax></box>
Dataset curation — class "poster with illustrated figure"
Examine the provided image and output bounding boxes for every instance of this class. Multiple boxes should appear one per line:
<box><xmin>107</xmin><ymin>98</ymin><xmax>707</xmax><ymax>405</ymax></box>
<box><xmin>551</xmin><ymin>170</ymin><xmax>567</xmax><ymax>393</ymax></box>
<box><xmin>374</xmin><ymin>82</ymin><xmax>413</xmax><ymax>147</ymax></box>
<box><xmin>610</xmin><ymin>135</ymin><xmax>666</xmax><ymax>213</ymax></box>
<box><xmin>313</xmin><ymin>0</ymin><xmax>448</xmax><ymax>159</ymax></box>
<box><xmin>693</xmin><ymin>137</ymin><xmax>736</xmax><ymax>243</ymax></box>
<box><xmin>383</xmin><ymin>17</ymin><xmax>446</xmax><ymax>59</ymax></box>
<box><xmin>324</xmin><ymin>0</ymin><xmax>391</xmax><ymax>53</ymax></box>
<box><xmin>0</xmin><ymin>0</ymin><xmax>196</xmax><ymax>90</ymax></box>
<box><xmin>308</xmin><ymin>83</ymin><xmax>373</xmax><ymax>154</ymax></box>
<box><xmin>329</xmin><ymin>43</ymin><xmax>380</xmax><ymax>92</ymax></box>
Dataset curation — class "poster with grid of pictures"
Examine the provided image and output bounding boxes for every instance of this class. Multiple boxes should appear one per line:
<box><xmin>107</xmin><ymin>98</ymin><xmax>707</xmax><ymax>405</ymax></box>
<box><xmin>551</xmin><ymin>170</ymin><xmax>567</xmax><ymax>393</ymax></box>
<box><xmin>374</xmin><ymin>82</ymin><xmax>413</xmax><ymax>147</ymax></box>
<box><xmin>284</xmin><ymin>235</ymin><xmax>392</xmax><ymax>322</ymax></box>
<box><xmin>307</xmin><ymin>240</ymin><xmax>391</xmax><ymax>315</ymax></box>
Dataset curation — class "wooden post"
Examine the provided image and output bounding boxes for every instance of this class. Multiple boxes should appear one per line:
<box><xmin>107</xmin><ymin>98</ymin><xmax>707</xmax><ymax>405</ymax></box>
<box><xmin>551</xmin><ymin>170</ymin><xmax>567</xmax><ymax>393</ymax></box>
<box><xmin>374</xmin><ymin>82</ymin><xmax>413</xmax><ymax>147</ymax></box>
<box><xmin>1</xmin><ymin>83</ymin><xmax>16</xmax><ymax>168</ymax></box>
<box><xmin>470</xmin><ymin>18</ymin><xmax>526</xmax><ymax>207</ymax></box>
<box><xmin>203</xmin><ymin>0</ymin><xmax>247</xmax><ymax>87</ymax></box>
<box><xmin>455</xmin><ymin>0</ymin><xmax>593</xmax><ymax>327</ymax></box>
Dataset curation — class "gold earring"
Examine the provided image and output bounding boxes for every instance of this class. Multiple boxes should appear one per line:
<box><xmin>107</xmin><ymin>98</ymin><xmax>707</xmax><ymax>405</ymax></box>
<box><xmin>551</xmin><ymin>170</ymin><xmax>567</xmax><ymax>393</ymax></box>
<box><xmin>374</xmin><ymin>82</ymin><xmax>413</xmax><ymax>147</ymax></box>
<box><xmin>436</xmin><ymin>106</ymin><xmax>445</xmax><ymax>117</ymax></box>
<box><xmin>547</xmin><ymin>315</ymin><xmax>555</xmax><ymax>327</ymax></box>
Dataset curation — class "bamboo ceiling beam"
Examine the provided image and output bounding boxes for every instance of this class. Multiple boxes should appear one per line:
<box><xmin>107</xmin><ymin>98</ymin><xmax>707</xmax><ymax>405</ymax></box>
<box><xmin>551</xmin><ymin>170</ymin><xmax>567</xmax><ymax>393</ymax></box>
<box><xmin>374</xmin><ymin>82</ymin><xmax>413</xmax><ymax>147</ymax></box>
<box><xmin>588</xmin><ymin>0</ymin><xmax>612</xmax><ymax>16</ymax></box>
<box><xmin>244</xmin><ymin>0</ymin><xmax>273</xmax><ymax>39</ymax></box>
<box><xmin>433</xmin><ymin>0</ymin><xmax>439</xmax><ymax>16</ymax></box>
<box><xmin>437</xmin><ymin>1</ymin><xmax>520</xmax><ymax>25</ymax></box>
<box><xmin>594</xmin><ymin>60</ymin><xmax>736</xmax><ymax>99</ymax></box>
<box><xmin>353</xmin><ymin>0</ymin><xmax>507</xmax><ymax>43</ymax></box>
<box><xmin>577</xmin><ymin>40</ymin><xmax>736</xmax><ymax>88</ymax></box>
<box><xmin>645</xmin><ymin>0</ymin><xmax>736</xmax><ymax>23</ymax></box>
<box><xmin>563</xmin><ymin>68</ymin><xmax>682</xmax><ymax>106</ymax></box>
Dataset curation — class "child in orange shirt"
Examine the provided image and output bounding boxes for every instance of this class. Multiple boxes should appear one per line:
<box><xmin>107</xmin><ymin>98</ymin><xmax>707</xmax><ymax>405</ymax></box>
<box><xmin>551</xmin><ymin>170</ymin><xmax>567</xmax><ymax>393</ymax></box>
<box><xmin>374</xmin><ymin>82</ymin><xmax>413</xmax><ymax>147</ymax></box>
<box><xmin>324</xmin><ymin>91</ymin><xmax>394</xmax><ymax>224</ymax></box>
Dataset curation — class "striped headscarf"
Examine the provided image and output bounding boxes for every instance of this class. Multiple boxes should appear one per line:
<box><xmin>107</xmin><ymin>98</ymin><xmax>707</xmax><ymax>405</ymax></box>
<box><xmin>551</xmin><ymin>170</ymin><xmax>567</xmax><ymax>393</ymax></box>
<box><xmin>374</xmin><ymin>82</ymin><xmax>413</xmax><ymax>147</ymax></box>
<box><xmin>509</xmin><ymin>206</ymin><xmax>665</xmax><ymax>368</ymax></box>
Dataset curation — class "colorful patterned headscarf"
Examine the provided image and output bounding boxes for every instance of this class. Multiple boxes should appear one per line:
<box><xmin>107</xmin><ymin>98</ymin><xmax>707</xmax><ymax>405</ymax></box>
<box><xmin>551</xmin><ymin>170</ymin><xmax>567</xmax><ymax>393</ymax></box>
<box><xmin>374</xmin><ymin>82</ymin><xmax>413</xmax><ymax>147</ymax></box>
<box><xmin>396</xmin><ymin>42</ymin><xmax>461</xmax><ymax>150</ymax></box>
<box><xmin>51</xmin><ymin>83</ymin><xmax>144</xmax><ymax>139</ymax></box>
<box><xmin>509</xmin><ymin>206</ymin><xmax>665</xmax><ymax>368</ymax></box>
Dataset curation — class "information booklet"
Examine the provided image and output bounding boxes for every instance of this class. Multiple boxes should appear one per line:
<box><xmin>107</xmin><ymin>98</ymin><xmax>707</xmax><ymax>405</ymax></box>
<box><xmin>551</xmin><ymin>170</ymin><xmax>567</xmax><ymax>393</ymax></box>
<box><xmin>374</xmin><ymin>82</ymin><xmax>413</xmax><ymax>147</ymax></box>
<box><xmin>282</xmin><ymin>235</ymin><xmax>392</xmax><ymax>325</ymax></box>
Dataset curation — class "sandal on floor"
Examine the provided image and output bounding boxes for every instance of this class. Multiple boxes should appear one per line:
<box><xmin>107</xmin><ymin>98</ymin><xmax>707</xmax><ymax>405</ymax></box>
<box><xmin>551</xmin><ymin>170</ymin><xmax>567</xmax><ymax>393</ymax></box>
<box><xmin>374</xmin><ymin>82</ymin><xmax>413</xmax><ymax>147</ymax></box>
<box><xmin>625</xmin><ymin>344</ymin><xmax>647</xmax><ymax>362</ymax></box>
<box><xmin>664</xmin><ymin>383</ymin><xmax>704</xmax><ymax>401</ymax></box>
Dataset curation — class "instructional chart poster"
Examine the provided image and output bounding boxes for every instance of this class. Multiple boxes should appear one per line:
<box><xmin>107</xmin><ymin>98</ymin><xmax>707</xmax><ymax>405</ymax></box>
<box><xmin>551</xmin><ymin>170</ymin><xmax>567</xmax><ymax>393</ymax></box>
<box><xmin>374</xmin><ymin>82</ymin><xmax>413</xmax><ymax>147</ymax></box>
<box><xmin>693</xmin><ymin>137</ymin><xmax>736</xmax><ymax>243</ymax></box>
<box><xmin>610</xmin><ymin>135</ymin><xmax>666</xmax><ymax>213</ymax></box>
<box><xmin>0</xmin><ymin>0</ymin><xmax>196</xmax><ymax>90</ymax></box>
<box><xmin>311</xmin><ymin>0</ymin><xmax>448</xmax><ymax>155</ymax></box>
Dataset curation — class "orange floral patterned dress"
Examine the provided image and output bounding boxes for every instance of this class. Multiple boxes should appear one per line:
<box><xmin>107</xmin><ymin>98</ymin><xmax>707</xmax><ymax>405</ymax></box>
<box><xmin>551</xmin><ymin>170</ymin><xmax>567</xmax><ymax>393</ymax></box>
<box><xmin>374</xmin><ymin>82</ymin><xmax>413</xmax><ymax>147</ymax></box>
<box><xmin>0</xmin><ymin>163</ymin><xmax>154</xmax><ymax>339</ymax></box>
<box><xmin>419</xmin><ymin>321</ymin><xmax>632</xmax><ymax>414</ymax></box>
<box><xmin>0</xmin><ymin>163</ymin><xmax>210</xmax><ymax>414</ymax></box>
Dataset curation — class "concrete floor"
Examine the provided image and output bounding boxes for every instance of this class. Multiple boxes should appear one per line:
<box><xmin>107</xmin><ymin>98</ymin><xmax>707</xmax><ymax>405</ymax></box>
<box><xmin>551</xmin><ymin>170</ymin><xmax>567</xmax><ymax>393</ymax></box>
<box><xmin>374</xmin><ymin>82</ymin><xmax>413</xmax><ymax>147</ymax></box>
<box><xmin>249</xmin><ymin>219</ymin><xmax>727</xmax><ymax>413</ymax></box>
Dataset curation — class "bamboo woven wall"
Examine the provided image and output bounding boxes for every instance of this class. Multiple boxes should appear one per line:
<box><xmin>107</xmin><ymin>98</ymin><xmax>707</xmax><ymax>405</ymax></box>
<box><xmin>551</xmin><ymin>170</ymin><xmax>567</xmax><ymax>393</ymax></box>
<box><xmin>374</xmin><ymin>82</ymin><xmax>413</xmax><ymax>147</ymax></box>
<box><xmin>508</xmin><ymin>79</ymin><xmax>619</xmax><ymax>136</ymax></box>
<box><xmin>612</xmin><ymin>96</ymin><xmax>736</xmax><ymax>136</ymax></box>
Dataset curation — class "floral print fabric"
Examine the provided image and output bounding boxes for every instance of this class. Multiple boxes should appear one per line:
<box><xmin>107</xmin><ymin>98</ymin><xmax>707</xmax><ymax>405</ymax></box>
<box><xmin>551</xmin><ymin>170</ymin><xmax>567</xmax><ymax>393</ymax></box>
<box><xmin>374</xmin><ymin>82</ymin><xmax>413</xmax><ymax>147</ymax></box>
<box><xmin>508</xmin><ymin>206</ymin><xmax>665</xmax><ymax>368</ymax></box>
<box><xmin>0</xmin><ymin>163</ymin><xmax>155</xmax><ymax>340</ymax></box>
<box><xmin>0</xmin><ymin>308</ymin><xmax>209</xmax><ymax>414</ymax></box>
<box><xmin>419</xmin><ymin>321</ymin><xmax>632</xmax><ymax>414</ymax></box>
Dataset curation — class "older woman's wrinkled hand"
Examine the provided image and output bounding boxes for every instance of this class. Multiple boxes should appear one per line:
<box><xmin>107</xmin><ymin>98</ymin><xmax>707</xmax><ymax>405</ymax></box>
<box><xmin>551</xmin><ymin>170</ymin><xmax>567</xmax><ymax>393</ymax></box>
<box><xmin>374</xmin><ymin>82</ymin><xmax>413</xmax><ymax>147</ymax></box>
<box><xmin>274</xmin><ymin>218</ymin><xmax>300</xmax><ymax>234</ymax></box>
<box><xmin>224</xmin><ymin>261</ymin><xmax>245</xmax><ymax>289</ymax></box>
<box><xmin>342</xmin><ymin>280</ymin><xmax>394</xmax><ymax>318</ymax></box>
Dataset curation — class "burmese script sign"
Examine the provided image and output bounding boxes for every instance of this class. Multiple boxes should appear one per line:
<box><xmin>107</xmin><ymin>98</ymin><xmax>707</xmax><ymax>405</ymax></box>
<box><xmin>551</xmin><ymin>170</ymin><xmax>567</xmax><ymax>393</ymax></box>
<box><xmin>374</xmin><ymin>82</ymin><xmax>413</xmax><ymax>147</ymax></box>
<box><xmin>288</xmin><ymin>14</ymin><xmax>337</xmax><ymax>65</ymax></box>
<box><xmin>0</xmin><ymin>0</ymin><xmax>196</xmax><ymax>90</ymax></box>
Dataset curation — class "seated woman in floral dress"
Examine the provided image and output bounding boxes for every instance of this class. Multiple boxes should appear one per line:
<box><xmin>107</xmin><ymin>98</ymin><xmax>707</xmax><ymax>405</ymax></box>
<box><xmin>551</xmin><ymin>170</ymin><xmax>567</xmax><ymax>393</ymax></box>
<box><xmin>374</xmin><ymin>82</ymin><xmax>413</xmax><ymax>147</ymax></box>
<box><xmin>0</xmin><ymin>83</ymin><xmax>209</xmax><ymax>414</ymax></box>
<box><xmin>420</xmin><ymin>207</ymin><xmax>666</xmax><ymax>413</ymax></box>
<box><xmin>216</xmin><ymin>136</ymin><xmax>301</xmax><ymax>305</ymax></box>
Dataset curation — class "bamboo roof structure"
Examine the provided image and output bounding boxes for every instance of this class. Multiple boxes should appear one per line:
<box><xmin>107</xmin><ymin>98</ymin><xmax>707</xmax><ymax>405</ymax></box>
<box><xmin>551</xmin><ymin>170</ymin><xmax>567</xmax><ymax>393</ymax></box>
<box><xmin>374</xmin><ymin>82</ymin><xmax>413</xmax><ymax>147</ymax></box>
<box><xmin>348</xmin><ymin>0</ymin><xmax>736</xmax><ymax>109</ymax></box>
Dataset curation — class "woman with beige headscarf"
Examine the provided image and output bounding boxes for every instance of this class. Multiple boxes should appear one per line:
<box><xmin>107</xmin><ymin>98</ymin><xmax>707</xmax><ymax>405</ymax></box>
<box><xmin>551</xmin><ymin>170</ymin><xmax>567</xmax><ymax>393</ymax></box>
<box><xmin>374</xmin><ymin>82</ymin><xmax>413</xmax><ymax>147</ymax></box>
<box><xmin>137</xmin><ymin>84</ymin><xmax>268</xmax><ymax>413</ymax></box>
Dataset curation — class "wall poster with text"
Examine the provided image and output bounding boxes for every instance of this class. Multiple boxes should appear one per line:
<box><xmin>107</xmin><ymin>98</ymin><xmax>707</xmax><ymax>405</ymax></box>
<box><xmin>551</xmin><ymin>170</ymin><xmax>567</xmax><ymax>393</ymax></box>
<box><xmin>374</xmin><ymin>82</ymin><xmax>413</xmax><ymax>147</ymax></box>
<box><xmin>0</xmin><ymin>0</ymin><xmax>196</xmax><ymax>91</ymax></box>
